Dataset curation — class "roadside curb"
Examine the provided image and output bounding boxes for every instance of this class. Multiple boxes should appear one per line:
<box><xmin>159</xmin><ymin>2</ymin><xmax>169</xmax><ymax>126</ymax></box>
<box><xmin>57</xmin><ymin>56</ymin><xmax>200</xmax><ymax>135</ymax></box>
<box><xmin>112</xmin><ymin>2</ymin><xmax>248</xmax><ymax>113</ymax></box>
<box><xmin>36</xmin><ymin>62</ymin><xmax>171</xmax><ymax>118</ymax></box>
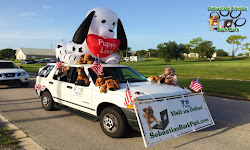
<box><xmin>0</xmin><ymin>114</ymin><xmax>44</xmax><ymax>150</ymax></box>
<box><xmin>205</xmin><ymin>93</ymin><xmax>250</xmax><ymax>101</ymax></box>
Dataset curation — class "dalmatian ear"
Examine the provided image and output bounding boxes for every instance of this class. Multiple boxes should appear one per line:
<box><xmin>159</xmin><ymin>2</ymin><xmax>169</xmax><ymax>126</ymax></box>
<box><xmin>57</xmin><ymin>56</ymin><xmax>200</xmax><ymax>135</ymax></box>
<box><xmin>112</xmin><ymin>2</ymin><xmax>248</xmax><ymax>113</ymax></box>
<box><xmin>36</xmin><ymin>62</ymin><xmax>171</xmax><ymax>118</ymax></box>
<box><xmin>117</xmin><ymin>19</ymin><xmax>127</xmax><ymax>50</ymax></box>
<box><xmin>72</xmin><ymin>11</ymin><xmax>95</xmax><ymax>44</ymax></box>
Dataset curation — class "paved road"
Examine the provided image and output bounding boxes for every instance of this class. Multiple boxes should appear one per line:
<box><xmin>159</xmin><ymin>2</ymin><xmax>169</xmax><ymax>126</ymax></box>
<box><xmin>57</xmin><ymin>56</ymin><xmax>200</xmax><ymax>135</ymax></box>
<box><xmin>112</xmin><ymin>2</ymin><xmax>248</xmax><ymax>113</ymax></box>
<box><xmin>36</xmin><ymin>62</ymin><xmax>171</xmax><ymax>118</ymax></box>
<box><xmin>0</xmin><ymin>73</ymin><xmax>250</xmax><ymax>150</ymax></box>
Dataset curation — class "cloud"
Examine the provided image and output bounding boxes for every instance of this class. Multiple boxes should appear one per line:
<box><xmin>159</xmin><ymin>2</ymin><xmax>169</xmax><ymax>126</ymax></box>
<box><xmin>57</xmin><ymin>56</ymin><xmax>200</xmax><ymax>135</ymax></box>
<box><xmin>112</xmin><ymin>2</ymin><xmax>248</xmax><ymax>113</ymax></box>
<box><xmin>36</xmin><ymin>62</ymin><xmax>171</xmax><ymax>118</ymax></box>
<box><xmin>41</xmin><ymin>5</ymin><xmax>52</xmax><ymax>9</ymax></box>
<box><xmin>18</xmin><ymin>12</ymin><xmax>37</xmax><ymax>17</ymax></box>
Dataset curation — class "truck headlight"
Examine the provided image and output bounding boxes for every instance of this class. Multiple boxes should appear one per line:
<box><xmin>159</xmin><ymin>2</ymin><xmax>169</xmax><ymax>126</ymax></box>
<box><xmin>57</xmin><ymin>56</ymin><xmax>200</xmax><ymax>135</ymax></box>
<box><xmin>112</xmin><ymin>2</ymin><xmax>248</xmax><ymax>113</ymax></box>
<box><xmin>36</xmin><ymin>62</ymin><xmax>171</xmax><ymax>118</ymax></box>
<box><xmin>21</xmin><ymin>72</ymin><xmax>27</xmax><ymax>76</ymax></box>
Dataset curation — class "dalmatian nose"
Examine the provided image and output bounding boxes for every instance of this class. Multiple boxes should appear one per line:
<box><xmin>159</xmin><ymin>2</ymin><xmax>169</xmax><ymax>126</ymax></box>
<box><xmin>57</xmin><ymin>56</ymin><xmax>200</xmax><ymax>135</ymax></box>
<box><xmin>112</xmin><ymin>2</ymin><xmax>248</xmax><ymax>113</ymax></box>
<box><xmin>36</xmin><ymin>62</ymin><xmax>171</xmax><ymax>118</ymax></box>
<box><xmin>109</xmin><ymin>29</ymin><xmax>113</xmax><ymax>32</ymax></box>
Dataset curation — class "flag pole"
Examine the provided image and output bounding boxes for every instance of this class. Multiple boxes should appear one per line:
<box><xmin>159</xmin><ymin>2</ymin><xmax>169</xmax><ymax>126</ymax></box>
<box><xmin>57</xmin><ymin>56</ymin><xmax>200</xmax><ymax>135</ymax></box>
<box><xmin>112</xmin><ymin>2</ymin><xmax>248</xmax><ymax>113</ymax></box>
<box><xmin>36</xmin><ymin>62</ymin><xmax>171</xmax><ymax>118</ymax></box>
<box><xmin>197</xmin><ymin>76</ymin><xmax>203</xmax><ymax>93</ymax></box>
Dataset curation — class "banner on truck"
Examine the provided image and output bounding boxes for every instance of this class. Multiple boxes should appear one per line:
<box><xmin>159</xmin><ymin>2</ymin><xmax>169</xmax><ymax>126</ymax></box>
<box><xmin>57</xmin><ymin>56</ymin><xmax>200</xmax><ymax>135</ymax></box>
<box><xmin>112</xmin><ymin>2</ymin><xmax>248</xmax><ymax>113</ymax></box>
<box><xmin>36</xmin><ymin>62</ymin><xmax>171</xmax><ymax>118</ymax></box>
<box><xmin>134</xmin><ymin>93</ymin><xmax>214</xmax><ymax>147</ymax></box>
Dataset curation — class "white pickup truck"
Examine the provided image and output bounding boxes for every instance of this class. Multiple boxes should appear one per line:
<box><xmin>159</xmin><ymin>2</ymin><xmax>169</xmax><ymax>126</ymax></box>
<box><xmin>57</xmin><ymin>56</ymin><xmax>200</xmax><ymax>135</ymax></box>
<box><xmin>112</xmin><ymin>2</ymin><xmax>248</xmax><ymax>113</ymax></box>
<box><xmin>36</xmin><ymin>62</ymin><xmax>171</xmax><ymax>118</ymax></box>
<box><xmin>35</xmin><ymin>64</ymin><xmax>191</xmax><ymax>138</ymax></box>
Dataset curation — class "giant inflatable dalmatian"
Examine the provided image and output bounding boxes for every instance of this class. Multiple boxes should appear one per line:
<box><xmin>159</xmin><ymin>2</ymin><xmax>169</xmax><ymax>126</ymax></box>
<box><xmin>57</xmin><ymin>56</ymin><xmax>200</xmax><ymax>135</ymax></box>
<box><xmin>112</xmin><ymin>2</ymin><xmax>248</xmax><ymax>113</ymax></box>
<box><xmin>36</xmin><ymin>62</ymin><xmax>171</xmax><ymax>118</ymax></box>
<box><xmin>56</xmin><ymin>7</ymin><xmax>127</xmax><ymax>64</ymax></box>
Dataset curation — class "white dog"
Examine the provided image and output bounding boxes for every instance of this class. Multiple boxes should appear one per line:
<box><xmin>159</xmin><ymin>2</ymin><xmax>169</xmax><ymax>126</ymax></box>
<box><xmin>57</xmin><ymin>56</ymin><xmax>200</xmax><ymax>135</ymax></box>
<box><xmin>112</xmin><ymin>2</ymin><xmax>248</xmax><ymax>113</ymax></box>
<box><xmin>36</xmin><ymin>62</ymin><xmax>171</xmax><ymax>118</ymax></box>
<box><xmin>56</xmin><ymin>7</ymin><xmax>127</xmax><ymax>64</ymax></box>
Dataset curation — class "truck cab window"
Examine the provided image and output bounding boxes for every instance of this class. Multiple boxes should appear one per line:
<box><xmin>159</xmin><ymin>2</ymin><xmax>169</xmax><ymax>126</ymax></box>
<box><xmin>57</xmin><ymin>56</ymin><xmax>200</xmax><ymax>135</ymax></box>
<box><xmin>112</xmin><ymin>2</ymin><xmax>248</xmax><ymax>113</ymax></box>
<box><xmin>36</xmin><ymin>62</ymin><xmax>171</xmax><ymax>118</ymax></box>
<box><xmin>38</xmin><ymin>65</ymin><xmax>54</xmax><ymax>77</ymax></box>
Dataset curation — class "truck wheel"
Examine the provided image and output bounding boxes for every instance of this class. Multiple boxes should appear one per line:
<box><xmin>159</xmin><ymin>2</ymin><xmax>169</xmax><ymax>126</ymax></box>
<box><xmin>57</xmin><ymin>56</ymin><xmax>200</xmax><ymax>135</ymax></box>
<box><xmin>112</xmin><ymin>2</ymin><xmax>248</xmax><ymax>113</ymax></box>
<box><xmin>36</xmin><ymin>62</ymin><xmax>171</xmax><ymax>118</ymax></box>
<box><xmin>41</xmin><ymin>91</ymin><xmax>55</xmax><ymax>111</ymax></box>
<box><xmin>100</xmin><ymin>106</ymin><xmax>128</xmax><ymax>138</ymax></box>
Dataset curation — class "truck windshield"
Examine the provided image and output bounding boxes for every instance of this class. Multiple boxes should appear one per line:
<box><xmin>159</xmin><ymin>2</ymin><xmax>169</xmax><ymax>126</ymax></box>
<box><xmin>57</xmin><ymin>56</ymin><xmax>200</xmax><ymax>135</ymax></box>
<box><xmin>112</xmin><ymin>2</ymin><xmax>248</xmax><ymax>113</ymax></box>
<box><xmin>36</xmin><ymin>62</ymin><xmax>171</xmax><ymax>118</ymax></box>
<box><xmin>88</xmin><ymin>67</ymin><xmax>147</xmax><ymax>83</ymax></box>
<box><xmin>0</xmin><ymin>62</ymin><xmax>19</xmax><ymax>69</ymax></box>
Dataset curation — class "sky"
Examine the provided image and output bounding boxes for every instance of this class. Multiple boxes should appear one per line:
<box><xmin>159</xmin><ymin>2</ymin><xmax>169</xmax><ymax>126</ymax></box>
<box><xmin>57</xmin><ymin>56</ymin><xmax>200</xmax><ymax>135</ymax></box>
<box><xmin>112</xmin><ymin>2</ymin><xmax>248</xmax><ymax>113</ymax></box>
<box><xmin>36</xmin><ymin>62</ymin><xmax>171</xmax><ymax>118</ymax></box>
<box><xmin>0</xmin><ymin>0</ymin><xmax>249</xmax><ymax>55</ymax></box>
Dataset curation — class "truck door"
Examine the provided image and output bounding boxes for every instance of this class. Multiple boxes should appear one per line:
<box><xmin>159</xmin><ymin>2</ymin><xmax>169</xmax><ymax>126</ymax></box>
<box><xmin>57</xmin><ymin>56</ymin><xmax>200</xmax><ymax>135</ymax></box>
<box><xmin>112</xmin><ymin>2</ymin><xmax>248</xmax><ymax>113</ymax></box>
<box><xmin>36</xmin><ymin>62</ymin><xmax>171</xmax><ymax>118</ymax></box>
<box><xmin>62</xmin><ymin>67</ymin><xmax>93</xmax><ymax>109</ymax></box>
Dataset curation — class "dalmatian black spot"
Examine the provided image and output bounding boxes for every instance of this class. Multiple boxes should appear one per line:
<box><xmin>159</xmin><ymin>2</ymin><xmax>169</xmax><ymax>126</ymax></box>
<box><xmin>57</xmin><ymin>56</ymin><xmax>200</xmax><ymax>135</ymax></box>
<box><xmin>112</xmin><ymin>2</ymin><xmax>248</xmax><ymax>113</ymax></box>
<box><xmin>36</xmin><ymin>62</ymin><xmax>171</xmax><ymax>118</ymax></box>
<box><xmin>79</xmin><ymin>47</ymin><xmax>83</xmax><ymax>52</ymax></box>
<box><xmin>113</xmin><ymin>22</ymin><xmax>115</xmax><ymax>26</ymax></box>
<box><xmin>69</xmin><ymin>55</ymin><xmax>72</xmax><ymax>59</ymax></box>
<box><xmin>72</xmin><ymin>46</ymin><xmax>76</xmax><ymax>51</ymax></box>
<box><xmin>60</xmin><ymin>50</ymin><xmax>62</xmax><ymax>55</ymax></box>
<box><xmin>74</xmin><ymin>57</ymin><xmax>77</xmax><ymax>61</ymax></box>
<box><xmin>57</xmin><ymin>45</ymin><xmax>62</xmax><ymax>48</ymax></box>
<box><xmin>65</xmin><ymin>50</ymin><xmax>67</xmax><ymax>54</ymax></box>
<box><xmin>64</xmin><ymin>55</ymin><xmax>66</xmax><ymax>59</ymax></box>
<box><xmin>101</xmin><ymin>20</ymin><xmax>106</xmax><ymax>23</ymax></box>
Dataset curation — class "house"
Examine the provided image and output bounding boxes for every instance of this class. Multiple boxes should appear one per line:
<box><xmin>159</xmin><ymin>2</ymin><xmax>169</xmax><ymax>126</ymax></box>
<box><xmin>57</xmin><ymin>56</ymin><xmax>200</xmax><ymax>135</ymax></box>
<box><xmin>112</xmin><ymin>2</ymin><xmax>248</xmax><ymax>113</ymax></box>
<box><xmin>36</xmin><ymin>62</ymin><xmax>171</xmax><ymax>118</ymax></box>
<box><xmin>183</xmin><ymin>49</ymin><xmax>223</xmax><ymax>58</ymax></box>
<box><xmin>15</xmin><ymin>48</ymin><xmax>56</xmax><ymax>60</ymax></box>
<box><xmin>123</xmin><ymin>56</ymin><xmax>142</xmax><ymax>62</ymax></box>
<box><xmin>129</xmin><ymin>56</ymin><xmax>142</xmax><ymax>62</ymax></box>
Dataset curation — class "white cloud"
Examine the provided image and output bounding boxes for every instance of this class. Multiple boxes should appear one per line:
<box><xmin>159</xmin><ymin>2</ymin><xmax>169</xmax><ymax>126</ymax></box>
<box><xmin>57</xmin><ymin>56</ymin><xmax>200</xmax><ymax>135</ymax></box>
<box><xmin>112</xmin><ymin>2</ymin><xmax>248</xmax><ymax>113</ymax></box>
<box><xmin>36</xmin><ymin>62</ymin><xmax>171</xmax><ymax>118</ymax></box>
<box><xmin>41</xmin><ymin>5</ymin><xmax>52</xmax><ymax>9</ymax></box>
<box><xmin>18</xmin><ymin>12</ymin><xmax>37</xmax><ymax>17</ymax></box>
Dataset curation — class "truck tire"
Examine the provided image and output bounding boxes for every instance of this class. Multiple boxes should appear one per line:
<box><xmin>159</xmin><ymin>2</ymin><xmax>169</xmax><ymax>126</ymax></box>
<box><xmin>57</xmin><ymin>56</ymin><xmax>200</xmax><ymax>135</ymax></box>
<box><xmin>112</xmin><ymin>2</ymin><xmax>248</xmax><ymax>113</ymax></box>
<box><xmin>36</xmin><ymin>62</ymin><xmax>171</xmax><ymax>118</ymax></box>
<box><xmin>41</xmin><ymin>91</ymin><xmax>55</xmax><ymax>111</ymax></box>
<box><xmin>100</xmin><ymin>106</ymin><xmax>129</xmax><ymax>138</ymax></box>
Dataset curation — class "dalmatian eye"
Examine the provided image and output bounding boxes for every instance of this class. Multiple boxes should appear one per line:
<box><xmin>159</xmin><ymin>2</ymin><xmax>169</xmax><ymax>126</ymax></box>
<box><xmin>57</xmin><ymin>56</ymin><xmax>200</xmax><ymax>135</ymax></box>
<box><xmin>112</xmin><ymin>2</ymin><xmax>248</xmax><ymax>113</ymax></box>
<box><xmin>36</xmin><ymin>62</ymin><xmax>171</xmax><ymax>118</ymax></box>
<box><xmin>113</xmin><ymin>22</ymin><xmax>115</xmax><ymax>26</ymax></box>
<box><xmin>72</xmin><ymin>46</ymin><xmax>75</xmax><ymax>51</ymax></box>
<box><xmin>79</xmin><ymin>47</ymin><xmax>83</xmax><ymax>52</ymax></box>
<box><xmin>101</xmin><ymin>20</ymin><xmax>106</xmax><ymax>23</ymax></box>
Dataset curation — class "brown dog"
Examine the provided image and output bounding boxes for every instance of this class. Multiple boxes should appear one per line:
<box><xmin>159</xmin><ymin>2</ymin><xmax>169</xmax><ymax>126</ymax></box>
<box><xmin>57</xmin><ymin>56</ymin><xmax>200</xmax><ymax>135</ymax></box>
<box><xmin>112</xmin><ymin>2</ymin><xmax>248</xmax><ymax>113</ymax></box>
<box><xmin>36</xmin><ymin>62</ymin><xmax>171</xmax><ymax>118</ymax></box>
<box><xmin>148</xmin><ymin>76</ymin><xmax>170</xmax><ymax>84</ymax></box>
<box><xmin>62</xmin><ymin>66</ymin><xmax>70</xmax><ymax>74</ymax></box>
<box><xmin>100</xmin><ymin>77</ymin><xmax>120</xmax><ymax>93</ymax></box>
<box><xmin>95</xmin><ymin>73</ymin><xmax>105</xmax><ymax>86</ymax></box>
<box><xmin>83</xmin><ymin>54</ymin><xmax>94</xmax><ymax>64</ymax></box>
<box><xmin>143</xmin><ymin>106</ymin><xmax>160</xmax><ymax>131</ymax></box>
<box><xmin>208</xmin><ymin>15</ymin><xmax>222</xmax><ymax>30</ymax></box>
<box><xmin>76</xmin><ymin>67</ymin><xmax>89</xmax><ymax>84</ymax></box>
<box><xmin>77</xmin><ymin>55</ymin><xmax>85</xmax><ymax>65</ymax></box>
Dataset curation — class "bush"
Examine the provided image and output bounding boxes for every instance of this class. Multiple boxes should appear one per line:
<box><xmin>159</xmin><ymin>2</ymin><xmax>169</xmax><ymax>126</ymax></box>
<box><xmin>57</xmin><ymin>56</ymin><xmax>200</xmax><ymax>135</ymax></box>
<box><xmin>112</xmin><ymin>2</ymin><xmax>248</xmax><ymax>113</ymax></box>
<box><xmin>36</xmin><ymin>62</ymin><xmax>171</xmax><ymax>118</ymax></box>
<box><xmin>217</xmin><ymin>50</ymin><xmax>228</xmax><ymax>56</ymax></box>
<box><xmin>237</xmin><ymin>53</ymin><xmax>244</xmax><ymax>56</ymax></box>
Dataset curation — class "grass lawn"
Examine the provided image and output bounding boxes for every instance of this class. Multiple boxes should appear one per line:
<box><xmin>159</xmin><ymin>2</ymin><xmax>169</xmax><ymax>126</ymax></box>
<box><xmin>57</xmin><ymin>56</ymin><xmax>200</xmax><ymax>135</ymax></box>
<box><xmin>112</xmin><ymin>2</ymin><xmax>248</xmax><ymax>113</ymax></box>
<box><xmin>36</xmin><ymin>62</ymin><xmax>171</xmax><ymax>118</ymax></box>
<box><xmin>18</xmin><ymin>63</ymin><xmax>45</xmax><ymax>72</ymax></box>
<box><xmin>16</xmin><ymin>57</ymin><xmax>250</xmax><ymax>98</ymax></box>
<box><xmin>0</xmin><ymin>127</ymin><xmax>19</xmax><ymax>149</ymax></box>
<box><xmin>121</xmin><ymin>57</ymin><xmax>250</xmax><ymax>98</ymax></box>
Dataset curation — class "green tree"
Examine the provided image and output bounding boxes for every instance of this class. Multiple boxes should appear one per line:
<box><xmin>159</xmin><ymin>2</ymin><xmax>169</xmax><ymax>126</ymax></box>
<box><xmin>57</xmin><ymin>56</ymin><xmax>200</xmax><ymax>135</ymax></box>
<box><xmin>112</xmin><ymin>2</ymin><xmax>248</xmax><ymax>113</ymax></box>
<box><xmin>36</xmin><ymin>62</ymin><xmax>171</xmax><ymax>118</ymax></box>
<box><xmin>226</xmin><ymin>35</ymin><xmax>247</xmax><ymax>59</ymax></box>
<box><xmin>116</xmin><ymin>47</ymin><xmax>131</xmax><ymax>57</ymax></box>
<box><xmin>135</xmin><ymin>50</ymin><xmax>147</xmax><ymax>57</ymax></box>
<box><xmin>189</xmin><ymin>37</ymin><xmax>202</xmax><ymax>60</ymax></box>
<box><xmin>175</xmin><ymin>43</ymin><xmax>187</xmax><ymax>61</ymax></box>
<box><xmin>185</xmin><ymin>44</ymin><xmax>192</xmax><ymax>58</ymax></box>
<box><xmin>217</xmin><ymin>50</ymin><xmax>228</xmax><ymax>56</ymax></box>
<box><xmin>0</xmin><ymin>48</ymin><xmax>16</xmax><ymax>59</ymax></box>
<box><xmin>157</xmin><ymin>41</ymin><xmax>185</xmax><ymax>62</ymax></box>
<box><xmin>196</xmin><ymin>40</ymin><xmax>215</xmax><ymax>61</ymax></box>
<box><xmin>237</xmin><ymin>53</ymin><xmax>244</xmax><ymax>56</ymax></box>
<box><xmin>147</xmin><ymin>48</ymin><xmax>159</xmax><ymax>57</ymax></box>
<box><xmin>242</xmin><ymin>43</ymin><xmax>250</xmax><ymax>57</ymax></box>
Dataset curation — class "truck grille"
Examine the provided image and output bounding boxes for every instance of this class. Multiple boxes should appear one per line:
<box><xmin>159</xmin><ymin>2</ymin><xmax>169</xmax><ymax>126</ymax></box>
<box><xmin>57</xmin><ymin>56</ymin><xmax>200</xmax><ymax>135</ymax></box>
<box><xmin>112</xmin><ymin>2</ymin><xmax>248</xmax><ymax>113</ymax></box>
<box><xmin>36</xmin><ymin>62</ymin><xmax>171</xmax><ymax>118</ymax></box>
<box><xmin>4</xmin><ymin>73</ymin><xmax>16</xmax><ymax>77</ymax></box>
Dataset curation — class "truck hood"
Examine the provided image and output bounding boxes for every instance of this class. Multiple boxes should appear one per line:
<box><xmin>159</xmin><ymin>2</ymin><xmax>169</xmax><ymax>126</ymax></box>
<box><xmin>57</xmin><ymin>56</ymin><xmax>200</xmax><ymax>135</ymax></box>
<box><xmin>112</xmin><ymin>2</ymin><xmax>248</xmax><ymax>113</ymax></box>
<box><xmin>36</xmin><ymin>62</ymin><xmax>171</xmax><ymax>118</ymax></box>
<box><xmin>0</xmin><ymin>68</ymin><xmax>26</xmax><ymax>74</ymax></box>
<box><xmin>114</xmin><ymin>81</ymin><xmax>191</xmax><ymax>99</ymax></box>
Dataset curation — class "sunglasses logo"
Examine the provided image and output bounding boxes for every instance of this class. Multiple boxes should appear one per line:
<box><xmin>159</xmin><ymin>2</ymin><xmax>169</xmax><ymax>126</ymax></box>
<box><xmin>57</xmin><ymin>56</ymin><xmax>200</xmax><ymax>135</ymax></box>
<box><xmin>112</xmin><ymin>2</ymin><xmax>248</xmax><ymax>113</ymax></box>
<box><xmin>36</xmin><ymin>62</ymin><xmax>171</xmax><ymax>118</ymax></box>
<box><xmin>208</xmin><ymin>6</ymin><xmax>247</xmax><ymax>32</ymax></box>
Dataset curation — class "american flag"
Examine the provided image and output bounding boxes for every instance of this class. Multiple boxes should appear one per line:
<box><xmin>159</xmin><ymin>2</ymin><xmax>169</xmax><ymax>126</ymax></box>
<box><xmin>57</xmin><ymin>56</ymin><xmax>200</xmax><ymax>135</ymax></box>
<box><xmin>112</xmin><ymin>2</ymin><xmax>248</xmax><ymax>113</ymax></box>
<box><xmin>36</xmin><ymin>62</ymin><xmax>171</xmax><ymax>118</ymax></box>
<box><xmin>189</xmin><ymin>78</ymin><xmax>203</xmax><ymax>92</ymax></box>
<box><xmin>91</xmin><ymin>55</ymin><xmax>103</xmax><ymax>75</ymax></box>
<box><xmin>124</xmin><ymin>81</ymin><xmax>133</xmax><ymax>106</ymax></box>
<box><xmin>55</xmin><ymin>57</ymin><xmax>62</xmax><ymax>75</ymax></box>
